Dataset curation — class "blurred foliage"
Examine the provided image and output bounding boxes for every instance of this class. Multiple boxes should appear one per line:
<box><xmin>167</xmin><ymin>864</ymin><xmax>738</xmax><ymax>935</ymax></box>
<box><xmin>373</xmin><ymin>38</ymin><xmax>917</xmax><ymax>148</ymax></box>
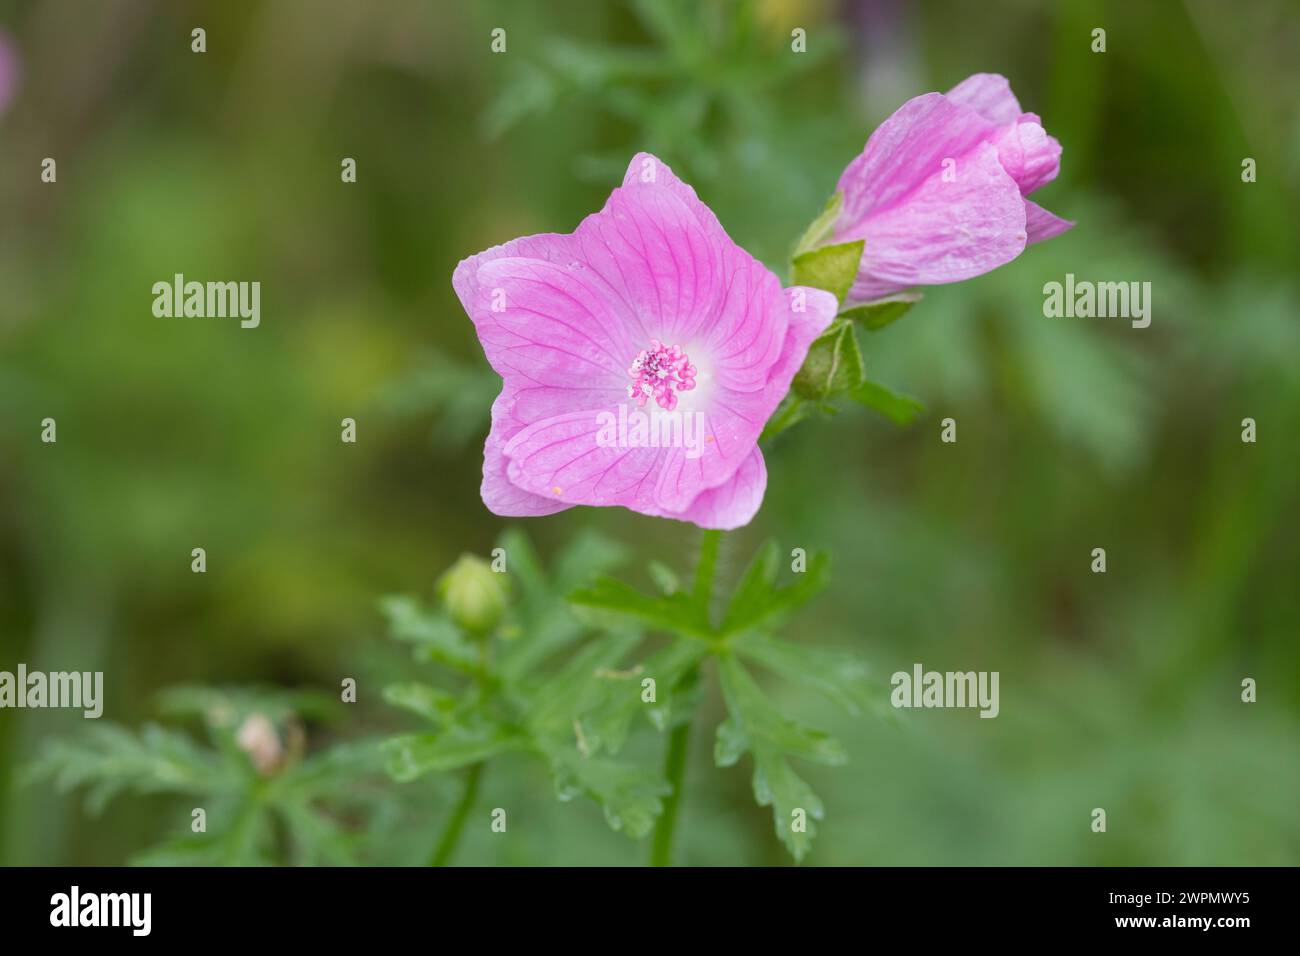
<box><xmin>1</xmin><ymin>0</ymin><xmax>1298</xmax><ymax>865</ymax></box>
<box><xmin>570</xmin><ymin>533</ymin><xmax>882</xmax><ymax>860</ymax></box>
<box><xmin>23</xmin><ymin>686</ymin><xmax>395</xmax><ymax>865</ymax></box>
<box><xmin>380</xmin><ymin>528</ymin><xmax>676</xmax><ymax>848</ymax></box>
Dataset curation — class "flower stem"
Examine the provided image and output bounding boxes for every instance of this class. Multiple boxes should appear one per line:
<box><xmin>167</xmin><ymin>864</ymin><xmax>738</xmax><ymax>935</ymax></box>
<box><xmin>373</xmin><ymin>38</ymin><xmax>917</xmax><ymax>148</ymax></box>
<box><xmin>649</xmin><ymin>528</ymin><xmax>724</xmax><ymax>866</ymax></box>
<box><xmin>692</xmin><ymin>528</ymin><xmax>724</xmax><ymax>611</ymax></box>
<box><xmin>649</xmin><ymin>715</ymin><xmax>692</xmax><ymax>866</ymax></box>
<box><xmin>428</xmin><ymin>762</ymin><xmax>484</xmax><ymax>867</ymax></box>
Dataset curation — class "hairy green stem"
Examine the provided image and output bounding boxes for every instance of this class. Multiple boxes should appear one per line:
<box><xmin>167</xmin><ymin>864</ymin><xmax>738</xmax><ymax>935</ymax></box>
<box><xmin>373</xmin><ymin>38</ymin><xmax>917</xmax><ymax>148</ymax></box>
<box><xmin>649</xmin><ymin>715</ymin><xmax>692</xmax><ymax>866</ymax></box>
<box><xmin>649</xmin><ymin>528</ymin><xmax>724</xmax><ymax>866</ymax></box>
<box><xmin>692</xmin><ymin>528</ymin><xmax>724</xmax><ymax>610</ymax></box>
<box><xmin>428</xmin><ymin>762</ymin><xmax>484</xmax><ymax>867</ymax></box>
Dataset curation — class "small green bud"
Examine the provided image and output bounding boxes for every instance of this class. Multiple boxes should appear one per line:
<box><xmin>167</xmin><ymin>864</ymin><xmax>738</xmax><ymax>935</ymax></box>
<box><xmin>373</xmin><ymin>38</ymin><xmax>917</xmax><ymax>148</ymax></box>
<box><xmin>438</xmin><ymin>554</ymin><xmax>507</xmax><ymax>635</ymax></box>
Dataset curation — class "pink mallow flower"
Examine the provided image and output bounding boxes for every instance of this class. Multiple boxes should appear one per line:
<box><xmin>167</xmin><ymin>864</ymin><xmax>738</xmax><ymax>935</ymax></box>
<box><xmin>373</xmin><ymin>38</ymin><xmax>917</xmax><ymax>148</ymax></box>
<box><xmin>833</xmin><ymin>73</ymin><xmax>1073</xmax><ymax>307</ymax></box>
<box><xmin>453</xmin><ymin>153</ymin><xmax>837</xmax><ymax>530</ymax></box>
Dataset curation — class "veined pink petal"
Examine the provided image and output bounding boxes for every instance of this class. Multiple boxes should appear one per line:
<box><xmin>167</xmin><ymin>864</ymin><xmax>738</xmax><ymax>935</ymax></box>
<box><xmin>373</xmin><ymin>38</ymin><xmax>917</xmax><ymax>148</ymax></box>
<box><xmin>501</xmin><ymin>407</ymin><xmax>667</xmax><ymax>510</ymax></box>
<box><xmin>480</xmin><ymin>391</ymin><xmax>573</xmax><ymax>518</ymax></box>
<box><xmin>482</xmin><ymin>436</ymin><xmax>572</xmax><ymax>517</ymax></box>
<box><xmin>651</xmin><ymin>284</ymin><xmax>834</xmax><ymax>512</ymax></box>
<box><xmin>835</xmin><ymin>92</ymin><xmax>1003</xmax><ymax>233</ymax></box>
<box><xmin>472</xmin><ymin>256</ymin><xmax>635</xmax><ymax>389</ymax></box>
<box><xmin>648</xmin><ymin>447</ymin><xmax>768</xmax><ymax>530</ymax></box>
<box><xmin>701</xmin><ymin>253</ymin><xmax>789</xmax><ymax>393</ymax></box>
<box><xmin>587</xmin><ymin>154</ymin><xmax>789</xmax><ymax>391</ymax></box>
<box><xmin>765</xmin><ymin>287</ymin><xmax>840</xmax><ymax>389</ymax></box>
<box><xmin>620</xmin><ymin>151</ymin><xmax>729</xmax><ymax>240</ymax></box>
<box><xmin>841</xmin><ymin>141</ymin><xmax>1026</xmax><ymax>304</ymax></box>
<box><xmin>575</xmin><ymin>184</ymin><xmax>725</xmax><ymax>348</ymax></box>
<box><xmin>945</xmin><ymin>72</ymin><xmax>1023</xmax><ymax>125</ymax></box>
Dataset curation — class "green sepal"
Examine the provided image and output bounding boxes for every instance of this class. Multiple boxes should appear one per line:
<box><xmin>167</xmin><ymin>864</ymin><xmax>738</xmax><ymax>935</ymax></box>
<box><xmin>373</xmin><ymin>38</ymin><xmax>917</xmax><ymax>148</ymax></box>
<box><xmin>792</xmin><ymin>319</ymin><xmax>865</xmax><ymax>401</ymax></box>
<box><xmin>791</xmin><ymin>241</ymin><xmax>864</xmax><ymax>304</ymax></box>
<box><xmin>839</xmin><ymin>291</ymin><xmax>922</xmax><ymax>331</ymax></box>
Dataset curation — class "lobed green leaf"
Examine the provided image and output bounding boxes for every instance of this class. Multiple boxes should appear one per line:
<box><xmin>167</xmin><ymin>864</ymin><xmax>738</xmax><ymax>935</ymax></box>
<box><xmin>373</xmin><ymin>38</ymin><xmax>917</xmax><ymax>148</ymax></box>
<box><xmin>720</xmin><ymin>541</ymin><xmax>830</xmax><ymax>636</ymax></box>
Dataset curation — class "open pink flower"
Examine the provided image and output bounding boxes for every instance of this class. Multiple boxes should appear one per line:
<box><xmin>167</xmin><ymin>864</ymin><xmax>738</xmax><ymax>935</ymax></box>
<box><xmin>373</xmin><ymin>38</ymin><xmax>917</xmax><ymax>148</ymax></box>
<box><xmin>833</xmin><ymin>73</ymin><xmax>1073</xmax><ymax>307</ymax></box>
<box><xmin>453</xmin><ymin>153</ymin><xmax>836</xmax><ymax>530</ymax></box>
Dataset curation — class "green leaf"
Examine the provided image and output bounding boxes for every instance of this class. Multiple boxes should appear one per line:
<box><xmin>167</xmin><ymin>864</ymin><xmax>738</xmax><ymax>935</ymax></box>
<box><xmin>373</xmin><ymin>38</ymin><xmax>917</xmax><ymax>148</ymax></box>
<box><xmin>791</xmin><ymin>319</ymin><xmax>865</xmax><ymax>402</ymax></box>
<box><xmin>714</xmin><ymin>656</ymin><xmax>843</xmax><ymax>861</ymax></box>
<box><xmin>715</xmin><ymin>657</ymin><xmax>846</xmax><ymax>765</ymax></box>
<box><xmin>791</xmin><ymin>241</ymin><xmax>864</xmax><ymax>303</ymax></box>
<box><xmin>575</xmin><ymin>638</ymin><xmax>709</xmax><ymax>753</ymax></box>
<box><xmin>496</xmin><ymin>527</ymin><xmax>631</xmax><ymax>681</ymax></box>
<box><xmin>22</xmin><ymin>723</ymin><xmax>230</xmax><ymax>815</ymax></box>
<box><xmin>545</xmin><ymin>745</ymin><xmax>670</xmax><ymax>839</ymax></box>
<box><xmin>734</xmin><ymin>634</ymin><xmax>878</xmax><ymax>717</ymax></box>
<box><xmin>382</xmin><ymin>682</ymin><xmax>459</xmax><ymax>725</ymax></box>
<box><xmin>848</xmin><ymin>379</ymin><xmax>926</xmax><ymax>426</ymax></box>
<box><xmin>840</xmin><ymin>291</ymin><xmax>922</xmax><ymax>331</ymax></box>
<box><xmin>523</xmin><ymin>631</ymin><xmax>642</xmax><ymax>738</ymax></box>
<box><xmin>130</xmin><ymin>796</ymin><xmax>275</xmax><ymax>866</ymax></box>
<box><xmin>510</xmin><ymin>625</ymin><xmax>677</xmax><ymax>840</ymax></box>
<box><xmin>720</xmin><ymin>541</ymin><xmax>830</xmax><ymax>635</ymax></box>
<box><xmin>29</xmin><ymin>689</ymin><xmax>398</xmax><ymax>867</ymax></box>
<box><xmin>379</xmin><ymin>595</ymin><xmax>481</xmax><ymax>674</ymax></box>
<box><xmin>749</xmin><ymin>744</ymin><xmax>825</xmax><ymax>863</ymax></box>
<box><xmin>569</xmin><ymin>576</ymin><xmax>710</xmax><ymax>637</ymax></box>
<box><xmin>382</xmin><ymin>723</ymin><xmax>522</xmax><ymax>782</ymax></box>
<box><xmin>641</xmin><ymin>641</ymin><xmax>708</xmax><ymax>732</ymax></box>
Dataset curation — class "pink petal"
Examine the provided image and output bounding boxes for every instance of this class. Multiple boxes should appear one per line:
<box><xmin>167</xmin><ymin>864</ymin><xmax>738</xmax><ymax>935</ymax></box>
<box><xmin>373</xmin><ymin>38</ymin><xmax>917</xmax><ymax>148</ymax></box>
<box><xmin>994</xmin><ymin>119</ymin><xmax>1062</xmax><ymax>196</ymax></box>
<box><xmin>496</xmin><ymin>285</ymin><xmax>833</xmax><ymax>522</ymax></box>
<box><xmin>648</xmin><ymin>448</ymin><xmax>768</xmax><ymax>530</ymax></box>
<box><xmin>944</xmin><ymin>72</ymin><xmax>1024</xmax><ymax>125</ymax></box>
<box><xmin>621</xmin><ymin>152</ymin><xmax>727</xmax><ymax>238</ymax></box>
<box><xmin>1024</xmin><ymin>199</ymin><xmax>1075</xmax><ymax>244</ymax></box>
<box><xmin>766</xmin><ymin>287</ymin><xmax>840</xmax><ymax>387</ymax></box>
<box><xmin>701</xmin><ymin>252</ymin><xmax>790</xmax><ymax>393</ymax></box>
<box><xmin>501</xmin><ymin>407</ymin><xmax>668</xmax><ymax>511</ymax></box>
<box><xmin>835</xmin><ymin>92</ymin><xmax>1001</xmax><ymax>232</ymax></box>
<box><xmin>653</xmin><ymin>285</ymin><xmax>834</xmax><ymax>512</ymax></box>
<box><xmin>841</xmin><ymin>141</ymin><xmax>1027</xmax><ymax>305</ymax></box>
<box><xmin>482</xmin><ymin>434</ymin><xmax>572</xmax><ymax>517</ymax></box>
<box><xmin>501</xmin><ymin>381</ymin><xmax>627</xmax><ymax>427</ymax></box>
<box><xmin>578</xmin><ymin>166</ymin><xmax>726</xmax><ymax>348</ymax></box>
<box><xmin>471</xmin><ymin>256</ymin><xmax>636</xmax><ymax>389</ymax></box>
<box><xmin>452</xmin><ymin>232</ymin><xmax>574</xmax><ymax>328</ymax></box>
<box><xmin>480</xmin><ymin>391</ymin><xmax>572</xmax><ymax>518</ymax></box>
<box><xmin>584</xmin><ymin>162</ymin><xmax>790</xmax><ymax>392</ymax></box>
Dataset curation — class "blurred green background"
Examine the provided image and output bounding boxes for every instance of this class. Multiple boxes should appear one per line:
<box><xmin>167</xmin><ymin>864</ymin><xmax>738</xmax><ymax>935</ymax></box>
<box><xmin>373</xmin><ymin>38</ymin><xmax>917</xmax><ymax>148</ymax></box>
<box><xmin>1</xmin><ymin>0</ymin><xmax>1297</xmax><ymax>865</ymax></box>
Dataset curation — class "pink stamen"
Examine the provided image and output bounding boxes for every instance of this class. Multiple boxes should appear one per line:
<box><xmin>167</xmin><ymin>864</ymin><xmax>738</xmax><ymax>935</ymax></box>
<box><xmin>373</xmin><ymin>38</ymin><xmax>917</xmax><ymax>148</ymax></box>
<box><xmin>626</xmin><ymin>340</ymin><xmax>696</xmax><ymax>411</ymax></box>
